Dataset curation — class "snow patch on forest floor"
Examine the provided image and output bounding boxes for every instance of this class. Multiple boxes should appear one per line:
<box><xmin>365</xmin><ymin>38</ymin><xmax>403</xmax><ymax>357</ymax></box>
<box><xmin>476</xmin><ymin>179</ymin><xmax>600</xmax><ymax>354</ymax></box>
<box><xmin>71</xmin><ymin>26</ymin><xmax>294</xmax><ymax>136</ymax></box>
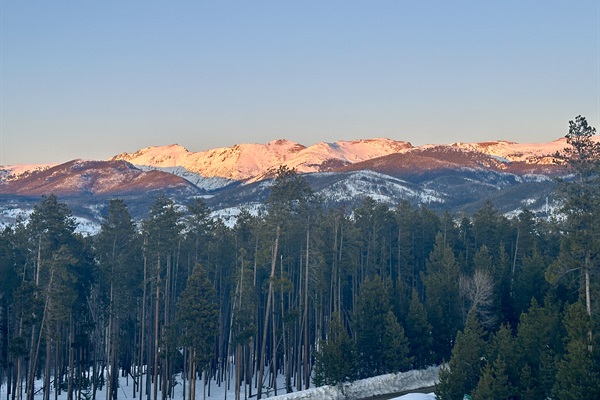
<box><xmin>0</xmin><ymin>366</ymin><xmax>439</xmax><ymax>400</ymax></box>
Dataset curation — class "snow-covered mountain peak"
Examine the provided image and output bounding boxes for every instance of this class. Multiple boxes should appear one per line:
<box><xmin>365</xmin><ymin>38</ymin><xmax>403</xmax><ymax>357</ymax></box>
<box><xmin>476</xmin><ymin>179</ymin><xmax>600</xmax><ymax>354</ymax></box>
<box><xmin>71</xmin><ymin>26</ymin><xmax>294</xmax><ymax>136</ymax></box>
<box><xmin>265</xmin><ymin>138</ymin><xmax>306</xmax><ymax>149</ymax></box>
<box><xmin>111</xmin><ymin>144</ymin><xmax>191</xmax><ymax>167</ymax></box>
<box><xmin>107</xmin><ymin>138</ymin><xmax>413</xmax><ymax>182</ymax></box>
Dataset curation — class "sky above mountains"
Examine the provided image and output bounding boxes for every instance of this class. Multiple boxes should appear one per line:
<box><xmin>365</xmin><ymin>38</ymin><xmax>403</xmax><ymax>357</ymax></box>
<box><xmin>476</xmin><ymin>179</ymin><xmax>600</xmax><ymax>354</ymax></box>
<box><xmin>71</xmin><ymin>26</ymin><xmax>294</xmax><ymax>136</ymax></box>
<box><xmin>1</xmin><ymin>1</ymin><xmax>598</xmax><ymax>165</ymax></box>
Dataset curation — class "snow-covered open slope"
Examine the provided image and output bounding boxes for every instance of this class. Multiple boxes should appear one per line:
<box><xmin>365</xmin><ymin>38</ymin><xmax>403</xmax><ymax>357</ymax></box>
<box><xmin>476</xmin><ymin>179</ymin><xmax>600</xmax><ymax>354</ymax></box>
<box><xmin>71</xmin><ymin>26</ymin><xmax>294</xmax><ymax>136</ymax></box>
<box><xmin>0</xmin><ymin>164</ymin><xmax>54</xmax><ymax>181</ymax></box>
<box><xmin>440</xmin><ymin>136</ymin><xmax>599</xmax><ymax>164</ymax></box>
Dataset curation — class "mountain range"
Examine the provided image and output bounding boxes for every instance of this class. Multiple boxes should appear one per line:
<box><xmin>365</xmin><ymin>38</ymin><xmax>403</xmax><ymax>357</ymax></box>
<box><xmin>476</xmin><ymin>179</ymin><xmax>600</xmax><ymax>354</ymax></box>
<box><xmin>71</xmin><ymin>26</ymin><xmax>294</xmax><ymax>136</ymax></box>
<box><xmin>0</xmin><ymin>136</ymin><xmax>588</xmax><ymax>233</ymax></box>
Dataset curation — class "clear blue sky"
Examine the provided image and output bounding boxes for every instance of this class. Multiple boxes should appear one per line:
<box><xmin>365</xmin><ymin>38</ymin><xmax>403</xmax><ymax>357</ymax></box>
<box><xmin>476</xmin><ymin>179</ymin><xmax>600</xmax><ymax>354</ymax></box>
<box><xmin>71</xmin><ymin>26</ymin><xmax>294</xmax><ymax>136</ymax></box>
<box><xmin>1</xmin><ymin>1</ymin><xmax>598</xmax><ymax>165</ymax></box>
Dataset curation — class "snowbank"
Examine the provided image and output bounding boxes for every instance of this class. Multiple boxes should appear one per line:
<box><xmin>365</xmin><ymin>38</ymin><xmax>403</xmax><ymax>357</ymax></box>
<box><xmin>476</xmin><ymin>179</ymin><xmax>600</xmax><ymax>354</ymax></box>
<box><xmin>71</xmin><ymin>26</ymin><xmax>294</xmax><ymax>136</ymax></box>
<box><xmin>391</xmin><ymin>394</ymin><xmax>436</xmax><ymax>400</ymax></box>
<box><xmin>268</xmin><ymin>366</ymin><xmax>439</xmax><ymax>400</ymax></box>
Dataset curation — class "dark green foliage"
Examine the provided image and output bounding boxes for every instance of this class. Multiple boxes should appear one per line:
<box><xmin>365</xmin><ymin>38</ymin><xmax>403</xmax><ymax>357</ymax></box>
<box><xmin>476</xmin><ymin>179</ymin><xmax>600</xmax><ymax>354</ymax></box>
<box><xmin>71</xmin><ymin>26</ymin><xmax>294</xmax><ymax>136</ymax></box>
<box><xmin>548</xmin><ymin>115</ymin><xmax>600</xmax><ymax>320</ymax></box>
<box><xmin>353</xmin><ymin>197</ymin><xmax>396</xmax><ymax>279</ymax></box>
<box><xmin>405</xmin><ymin>288</ymin><xmax>432</xmax><ymax>368</ymax></box>
<box><xmin>512</xmin><ymin>249</ymin><xmax>549</xmax><ymax>317</ymax></box>
<box><xmin>515</xmin><ymin>297</ymin><xmax>562</xmax><ymax>399</ymax></box>
<box><xmin>176</xmin><ymin>264</ymin><xmax>219</xmax><ymax>367</ymax></box>
<box><xmin>381</xmin><ymin>311</ymin><xmax>412</xmax><ymax>373</ymax></box>
<box><xmin>395</xmin><ymin>202</ymin><xmax>441</xmax><ymax>292</ymax></box>
<box><xmin>143</xmin><ymin>195</ymin><xmax>183</xmax><ymax>254</ymax></box>
<box><xmin>553</xmin><ymin>302</ymin><xmax>600</xmax><ymax>399</ymax></box>
<box><xmin>0</xmin><ymin>227</ymin><xmax>21</xmax><ymax>304</ymax></box>
<box><xmin>472</xmin><ymin>357</ymin><xmax>512</xmax><ymax>400</ymax></box>
<box><xmin>435</xmin><ymin>312</ymin><xmax>486</xmax><ymax>400</ymax></box>
<box><xmin>96</xmin><ymin>199</ymin><xmax>141</xmax><ymax>309</ymax></box>
<box><xmin>28</xmin><ymin>194</ymin><xmax>78</xmax><ymax>251</ymax></box>
<box><xmin>485</xmin><ymin>324</ymin><xmax>519</xmax><ymax>389</ymax></box>
<box><xmin>313</xmin><ymin>313</ymin><xmax>355</xmax><ymax>386</ymax></box>
<box><xmin>422</xmin><ymin>233</ymin><xmax>462</xmax><ymax>362</ymax></box>
<box><xmin>472</xmin><ymin>201</ymin><xmax>512</xmax><ymax>263</ymax></box>
<box><xmin>186</xmin><ymin>197</ymin><xmax>214</xmax><ymax>267</ymax></box>
<box><xmin>267</xmin><ymin>165</ymin><xmax>314</xmax><ymax>225</ymax></box>
<box><xmin>353</xmin><ymin>275</ymin><xmax>391</xmax><ymax>378</ymax></box>
<box><xmin>95</xmin><ymin>199</ymin><xmax>141</xmax><ymax>386</ymax></box>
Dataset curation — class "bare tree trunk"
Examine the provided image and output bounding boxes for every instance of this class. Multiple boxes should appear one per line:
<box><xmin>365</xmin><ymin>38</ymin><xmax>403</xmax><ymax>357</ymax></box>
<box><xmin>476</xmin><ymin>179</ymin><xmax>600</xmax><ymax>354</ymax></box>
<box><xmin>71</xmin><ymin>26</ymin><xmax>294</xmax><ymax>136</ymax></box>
<box><xmin>140</xmin><ymin>254</ymin><xmax>147</xmax><ymax>400</ymax></box>
<box><xmin>303</xmin><ymin>229</ymin><xmax>310</xmax><ymax>390</ymax></box>
<box><xmin>105</xmin><ymin>281</ymin><xmax>113</xmax><ymax>400</ymax></box>
<box><xmin>271</xmin><ymin>292</ymin><xmax>277</xmax><ymax>396</ymax></box>
<box><xmin>67</xmin><ymin>314</ymin><xmax>74</xmax><ymax>400</ymax></box>
<box><xmin>153</xmin><ymin>256</ymin><xmax>160</xmax><ymax>400</ymax></box>
<box><xmin>28</xmin><ymin>269</ymin><xmax>54</xmax><ymax>400</ymax></box>
<box><xmin>510</xmin><ymin>229</ymin><xmax>519</xmax><ymax>299</ymax></box>
<box><xmin>189</xmin><ymin>351</ymin><xmax>195</xmax><ymax>400</ymax></box>
<box><xmin>44</xmin><ymin>336</ymin><xmax>50</xmax><ymax>400</ymax></box>
<box><xmin>585</xmin><ymin>252</ymin><xmax>593</xmax><ymax>352</ymax></box>
<box><xmin>257</xmin><ymin>225</ymin><xmax>280</xmax><ymax>400</ymax></box>
<box><xmin>16</xmin><ymin>313</ymin><xmax>24</xmax><ymax>400</ymax></box>
<box><xmin>161</xmin><ymin>258</ymin><xmax>170</xmax><ymax>400</ymax></box>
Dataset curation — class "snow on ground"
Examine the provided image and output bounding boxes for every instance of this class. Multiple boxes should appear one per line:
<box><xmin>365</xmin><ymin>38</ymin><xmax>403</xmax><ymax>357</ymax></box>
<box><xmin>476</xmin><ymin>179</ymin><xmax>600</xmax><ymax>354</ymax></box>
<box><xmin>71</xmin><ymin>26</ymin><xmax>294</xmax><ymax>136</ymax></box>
<box><xmin>268</xmin><ymin>366</ymin><xmax>439</xmax><ymax>400</ymax></box>
<box><xmin>391</xmin><ymin>394</ymin><xmax>436</xmax><ymax>400</ymax></box>
<box><xmin>0</xmin><ymin>366</ymin><xmax>439</xmax><ymax>400</ymax></box>
<box><xmin>73</xmin><ymin>216</ymin><xmax>101</xmax><ymax>236</ymax></box>
<box><xmin>211</xmin><ymin>204</ymin><xmax>264</xmax><ymax>228</ymax></box>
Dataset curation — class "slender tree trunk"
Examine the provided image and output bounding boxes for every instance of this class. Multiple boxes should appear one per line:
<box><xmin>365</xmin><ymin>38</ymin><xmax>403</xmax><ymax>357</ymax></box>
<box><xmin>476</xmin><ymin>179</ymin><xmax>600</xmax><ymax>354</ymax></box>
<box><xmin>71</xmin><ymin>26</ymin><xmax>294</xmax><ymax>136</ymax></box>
<box><xmin>303</xmin><ymin>229</ymin><xmax>310</xmax><ymax>390</ymax></box>
<box><xmin>140</xmin><ymin>254</ymin><xmax>147</xmax><ymax>400</ymax></box>
<box><xmin>44</xmin><ymin>336</ymin><xmax>50</xmax><ymax>400</ymax></box>
<box><xmin>106</xmin><ymin>279</ymin><xmax>113</xmax><ymax>400</ymax></box>
<box><xmin>257</xmin><ymin>225</ymin><xmax>280</xmax><ymax>400</ymax></box>
<box><xmin>271</xmin><ymin>292</ymin><xmax>277</xmax><ymax>396</ymax></box>
<box><xmin>161</xmin><ymin>257</ymin><xmax>170</xmax><ymax>400</ymax></box>
<box><xmin>67</xmin><ymin>314</ymin><xmax>74</xmax><ymax>400</ymax></box>
<box><xmin>16</xmin><ymin>316</ymin><xmax>23</xmax><ymax>400</ymax></box>
<box><xmin>510</xmin><ymin>229</ymin><xmax>519</xmax><ymax>298</ymax></box>
<box><xmin>153</xmin><ymin>255</ymin><xmax>161</xmax><ymax>400</ymax></box>
<box><xmin>585</xmin><ymin>252</ymin><xmax>593</xmax><ymax>352</ymax></box>
<box><xmin>28</xmin><ymin>269</ymin><xmax>54</xmax><ymax>400</ymax></box>
<box><xmin>188</xmin><ymin>350</ymin><xmax>195</xmax><ymax>400</ymax></box>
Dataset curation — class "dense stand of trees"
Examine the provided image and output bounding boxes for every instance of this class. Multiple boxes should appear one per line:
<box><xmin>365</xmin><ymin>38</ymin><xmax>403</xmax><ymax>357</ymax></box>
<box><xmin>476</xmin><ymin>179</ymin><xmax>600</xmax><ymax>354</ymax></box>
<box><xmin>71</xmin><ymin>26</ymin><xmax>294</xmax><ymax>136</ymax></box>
<box><xmin>0</xmin><ymin>117</ymin><xmax>599</xmax><ymax>399</ymax></box>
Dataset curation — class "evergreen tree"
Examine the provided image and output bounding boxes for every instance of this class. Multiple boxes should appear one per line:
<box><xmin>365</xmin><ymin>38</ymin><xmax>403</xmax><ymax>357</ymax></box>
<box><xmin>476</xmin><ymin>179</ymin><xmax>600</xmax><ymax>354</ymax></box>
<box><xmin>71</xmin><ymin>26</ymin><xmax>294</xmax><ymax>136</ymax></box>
<box><xmin>353</xmin><ymin>275</ymin><xmax>390</xmax><ymax>378</ymax></box>
<box><xmin>512</xmin><ymin>249</ymin><xmax>549</xmax><ymax>317</ymax></box>
<box><xmin>548</xmin><ymin>115</ymin><xmax>600</xmax><ymax>319</ymax></box>
<box><xmin>381</xmin><ymin>310</ymin><xmax>412</xmax><ymax>373</ymax></box>
<box><xmin>422</xmin><ymin>233</ymin><xmax>462</xmax><ymax>362</ymax></box>
<box><xmin>313</xmin><ymin>313</ymin><xmax>355</xmax><ymax>386</ymax></box>
<box><xmin>404</xmin><ymin>288</ymin><xmax>432</xmax><ymax>368</ymax></box>
<box><xmin>435</xmin><ymin>311</ymin><xmax>486</xmax><ymax>400</ymax></box>
<box><xmin>141</xmin><ymin>194</ymin><xmax>183</xmax><ymax>400</ymax></box>
<box><xmin>176</xmin><ymin>264</ymin><xmax>219</xmax><ymax>400</ymax></box>
<box><xmin>472</xmin><ymin>357</ymin><xmax>512</xmax><ymax>400</ymax></box>
<box><xmin>472</xmin><ymin>201</ymin><xmax>512</xmax><ymax>262</ymax></box>
<box><xmin>95</xmin><ymin>199</ymin><xmax>142</xmax><ymax>400</ymax></box>
<box><xmin>553</xmin><ymin>302</ymin><xmax>600</xmax><ymax>400</ymax></box>
<box><xmin>485</xmin><ymin>323</ymin><xmax>519</xmax><ymax>390</ymax></box>
<box><xmin>516</xmin><ymin>297</ymin><xmax>561</xmax><ymax>399</ymax></box>
<box><xmin>185</xmin><ymin>197</ymin><xmax>214</xmax><ymax>269</ymax></box>
<box><xmin>24</xmin><ymin>195</ymin><xmax>83</xmax><ymax>400</ymax></box>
